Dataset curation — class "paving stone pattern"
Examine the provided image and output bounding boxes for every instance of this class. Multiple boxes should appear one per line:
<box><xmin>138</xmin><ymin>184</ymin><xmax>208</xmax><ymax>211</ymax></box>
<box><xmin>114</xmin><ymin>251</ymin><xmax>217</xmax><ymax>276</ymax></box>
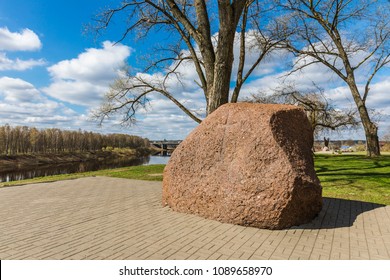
<box><xmin>1</xmin><ymin>177</ymin><xmax>390</xmax><ymax>260</ymax></box>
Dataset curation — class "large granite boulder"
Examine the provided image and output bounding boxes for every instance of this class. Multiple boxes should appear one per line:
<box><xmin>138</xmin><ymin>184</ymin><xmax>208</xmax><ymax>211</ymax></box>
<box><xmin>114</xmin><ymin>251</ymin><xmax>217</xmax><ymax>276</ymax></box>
<box><xmin>162</xmin><ymin>103</ymin><xmax>322</xmax><ymax>229</ymax></box>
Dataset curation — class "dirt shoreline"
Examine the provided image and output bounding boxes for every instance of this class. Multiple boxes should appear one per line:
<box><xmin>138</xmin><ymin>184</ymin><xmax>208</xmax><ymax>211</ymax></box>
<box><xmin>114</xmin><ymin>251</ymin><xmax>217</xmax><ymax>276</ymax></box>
<box><xmin>0</xmin><ymin>148</ymin><xmax>152</xmax><ymax>172</ymax></box>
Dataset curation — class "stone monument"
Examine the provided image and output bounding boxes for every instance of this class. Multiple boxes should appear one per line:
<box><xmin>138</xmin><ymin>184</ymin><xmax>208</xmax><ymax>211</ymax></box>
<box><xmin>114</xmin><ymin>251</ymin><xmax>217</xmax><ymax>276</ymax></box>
<box><xmin>162</xmin><ymin>103</ymin><xmax>322</xmax><ymax>229</ymax></box>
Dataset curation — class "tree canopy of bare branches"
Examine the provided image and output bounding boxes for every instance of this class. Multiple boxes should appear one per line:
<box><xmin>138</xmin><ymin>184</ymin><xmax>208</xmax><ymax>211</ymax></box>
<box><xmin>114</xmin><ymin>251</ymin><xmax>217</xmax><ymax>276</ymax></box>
<box><xmin>90</xmin><ymin>0</ymin><xmax>280</xmax><ymax>125</ymax></box>
<box><xmin>272</xmin><ymin>0</ymin><xmax>390</xmax><ymax>156</ymax></box>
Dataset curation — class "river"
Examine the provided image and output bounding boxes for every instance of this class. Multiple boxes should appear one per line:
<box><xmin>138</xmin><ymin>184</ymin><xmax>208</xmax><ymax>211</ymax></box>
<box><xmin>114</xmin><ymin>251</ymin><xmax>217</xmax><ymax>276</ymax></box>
<box><xmin>0</xmin><ymin>155</ymin><xmax>171</xmax><ymax>183</ymax></box>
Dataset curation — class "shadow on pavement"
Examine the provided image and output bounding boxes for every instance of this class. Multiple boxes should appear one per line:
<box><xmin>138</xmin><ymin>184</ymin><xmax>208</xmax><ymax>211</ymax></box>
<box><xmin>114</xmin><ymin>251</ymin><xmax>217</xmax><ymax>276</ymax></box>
<box><xmin>292</xmin><ymin>197</ymin><xmax>386</xmax><ymax>230</ymax></box>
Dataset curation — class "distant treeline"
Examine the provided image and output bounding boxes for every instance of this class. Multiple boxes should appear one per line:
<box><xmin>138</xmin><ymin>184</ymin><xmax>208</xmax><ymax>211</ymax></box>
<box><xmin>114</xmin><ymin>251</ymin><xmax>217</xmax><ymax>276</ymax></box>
<box><xmin>0</xmin><ymin>125</ymin><xmax>150</xmax><ymax>155</ymax></box>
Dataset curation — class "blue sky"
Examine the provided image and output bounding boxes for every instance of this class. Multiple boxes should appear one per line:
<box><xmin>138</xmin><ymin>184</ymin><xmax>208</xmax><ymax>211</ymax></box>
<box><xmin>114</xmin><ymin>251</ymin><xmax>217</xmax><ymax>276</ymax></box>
<box><xmin>0</xmin><ymin>1</ymin><xmax>389</xmax><ymax>141</ymax></box>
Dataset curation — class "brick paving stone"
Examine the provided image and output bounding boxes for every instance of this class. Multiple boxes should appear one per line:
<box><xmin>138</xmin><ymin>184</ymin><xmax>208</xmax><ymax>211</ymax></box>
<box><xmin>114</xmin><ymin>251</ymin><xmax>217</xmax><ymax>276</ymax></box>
<box><xmin>1</xmin><ymin>177</ymin><xmax>390</xmax><ymax>260</ymax></box>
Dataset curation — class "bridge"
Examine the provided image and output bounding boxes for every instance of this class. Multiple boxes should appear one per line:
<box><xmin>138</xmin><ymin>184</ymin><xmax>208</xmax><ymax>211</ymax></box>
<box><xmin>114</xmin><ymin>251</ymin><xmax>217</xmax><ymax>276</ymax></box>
<box><xmin>150</xmin><ymin>140</ymin><xmax>182</xmax><ymax>150</ymax></box>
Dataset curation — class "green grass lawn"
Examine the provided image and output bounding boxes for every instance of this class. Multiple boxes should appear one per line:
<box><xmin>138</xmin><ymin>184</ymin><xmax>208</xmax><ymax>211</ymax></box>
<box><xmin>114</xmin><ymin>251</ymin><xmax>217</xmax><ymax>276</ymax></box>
<box><xmin>96</xmin><ymin>164</ymin><xmax>165</xmax><ymax>181</ymax></box>
<box><xmin>2</xmin><ymin>154</ymin><xmax>390</xmax><ymax>205</ymax></box>
<box><xmin>315</xmin><ymin>154</ymin><xmax>390</xmax><ymax>205</ymax></box>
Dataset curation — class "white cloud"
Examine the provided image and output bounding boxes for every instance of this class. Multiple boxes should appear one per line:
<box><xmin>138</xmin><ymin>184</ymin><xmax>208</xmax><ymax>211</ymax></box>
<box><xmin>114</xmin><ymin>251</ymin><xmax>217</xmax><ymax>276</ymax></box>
<box><xmin>47</xmin><ymin>41</ymin><xmax>131</xmax><ymax>83</ymax></box>
<box><xmin>43</xmin><ymin>41</ymin><xmax>131</xmax><ymax>106</ymax></box>
<box><xmin>43</xmin><ymin>80</ymin><xmax>107</xmax><ymax>106</ymax></box>
<box><xmin>0</xmin><ymin>76</ymin><xmax>85</xmax><ymax>129</ymax></box>
<box><xmin>366</xmin><ymin>77</ymin><xmax>390</xmax><ymax>110</ymax></box>
<box><xmin>231</xmin><ymin>31</ymin><xmax>288</xmax><ymax>80</ymax></box>
<box><xmin>0</xmin><ymin>76</ymin><xmax>42</xmax><ymax>102</ymax></box>
<box><xmin>0</xmin><ymin>52</ymin><xmax>45</xmax><ymax>71</ymax></box>
<box><xmin>0</xmin><ymin>27</ymin><xmax>42</xmax><ymax>51</ymax></box>
<box><xmin>0</xmin><ymin>27</ymin><xmax>45</xmax><ymax>72</ymax></box>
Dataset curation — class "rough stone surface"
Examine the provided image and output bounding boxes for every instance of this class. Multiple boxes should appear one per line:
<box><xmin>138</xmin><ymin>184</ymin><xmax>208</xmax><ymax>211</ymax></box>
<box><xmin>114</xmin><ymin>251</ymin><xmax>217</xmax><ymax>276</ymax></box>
<box><xmin>162</xmin><ymin>103</ymin><xmax>322</xmax><ymax>229</ymax></box>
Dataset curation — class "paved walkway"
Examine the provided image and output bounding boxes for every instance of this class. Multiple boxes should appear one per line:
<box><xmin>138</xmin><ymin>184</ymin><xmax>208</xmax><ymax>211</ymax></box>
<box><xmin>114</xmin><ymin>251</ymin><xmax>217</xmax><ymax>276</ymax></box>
<box><xmin>1</xmin><ymin>176</ymin><xmax>390</xmax><ymax>260</ymax></box>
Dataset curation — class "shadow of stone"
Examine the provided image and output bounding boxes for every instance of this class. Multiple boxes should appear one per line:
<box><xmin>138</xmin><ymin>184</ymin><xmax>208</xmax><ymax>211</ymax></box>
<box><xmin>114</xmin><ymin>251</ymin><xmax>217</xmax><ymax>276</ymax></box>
<box><xmin>290</xmin><ymin>197</ymin><xmax>386</xmax><ymax>230</ymax></box>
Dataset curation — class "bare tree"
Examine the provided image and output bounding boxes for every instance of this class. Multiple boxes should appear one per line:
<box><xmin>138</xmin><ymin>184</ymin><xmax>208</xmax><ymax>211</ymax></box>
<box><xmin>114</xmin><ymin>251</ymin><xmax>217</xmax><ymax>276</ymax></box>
<box><xmin>0</xmin><ymin>125</ymin><xmax>150</xmax><ymax>155</ymax></box>
<box><xmin>90</xmin><ymin>0</ymin><xmax>280</xmax><ymax>125</ymax></box>
<box><xmin>272</xmin><ymin>0</ymin><xmax>390</xmax><ymax>156</ymax></box>
<box><xmin>246</xmin><ymin>84</ymin><xmax>359</xmax><ymax>137</ymax></box>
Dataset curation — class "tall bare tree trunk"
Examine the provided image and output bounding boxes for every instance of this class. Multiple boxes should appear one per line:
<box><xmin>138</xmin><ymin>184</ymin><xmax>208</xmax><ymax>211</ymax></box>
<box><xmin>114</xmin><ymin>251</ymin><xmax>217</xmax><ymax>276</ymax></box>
<box><xmin>205</xmin><ymin>1</ymin><xmax>246</xmax><ymax>115</ymax></box>
<box><xmin>206</xmin><ymin>31</ymin><xmax>235</xmax><ymax>115</ymax></box>
<box><xmin>348</xmin><ymin>82</ymin><xmax>380</xmax><ymax>157</ymax></box>
<box><xmin>365</xmin><ymin>122</ymin><xmax>380</xmax><ymax>157</ymax></box>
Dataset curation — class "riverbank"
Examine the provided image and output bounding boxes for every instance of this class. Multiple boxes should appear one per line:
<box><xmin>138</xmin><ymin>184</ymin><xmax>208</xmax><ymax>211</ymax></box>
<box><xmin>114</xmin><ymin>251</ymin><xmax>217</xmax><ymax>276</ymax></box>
<box><xmin>0</xmin><ymin>147</ymin><xmax>153</xmax><ymax>172</ymax></box>
<box><xmin>0</xmin><ymin>164</ymin><xmax>165</xmax><ymax>187</ymax></box>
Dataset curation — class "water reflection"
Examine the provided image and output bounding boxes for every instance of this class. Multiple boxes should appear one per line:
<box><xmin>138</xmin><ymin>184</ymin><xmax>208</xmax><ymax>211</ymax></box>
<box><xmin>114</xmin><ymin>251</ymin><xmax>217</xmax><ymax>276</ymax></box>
<box><xmin>152</xmin><ymin>150</ymin><xmax>173</xmax><ymax>156</ymax></box>
<box><xmin>0</xmin><ymin>155</ymin><xmax>171</xmax><ymax>183</ymax></box>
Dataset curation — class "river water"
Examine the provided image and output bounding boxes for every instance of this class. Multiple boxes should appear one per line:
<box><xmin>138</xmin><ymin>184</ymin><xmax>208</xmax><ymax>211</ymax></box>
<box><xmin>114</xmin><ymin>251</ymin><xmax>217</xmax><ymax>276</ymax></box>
<box><xmin>0</xmin><ymin>155</ymin><xmax>171</xmax><ymax>183</ymax></box>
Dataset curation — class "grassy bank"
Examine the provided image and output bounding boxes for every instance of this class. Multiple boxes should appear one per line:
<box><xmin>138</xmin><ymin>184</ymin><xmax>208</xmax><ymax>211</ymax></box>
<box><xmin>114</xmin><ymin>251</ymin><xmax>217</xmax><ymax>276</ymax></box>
<box><xmin>315</xmin><ymin>154</ymin><xmax>390</xmax><ymax>205</ymax></box>
<box><xmin>0</xmin><ymin>164</ymin><xmax>165</xmax><ymax>187</ymax></box>
<box><xmin>2</xmin><ymin>154</ymin><xmax>390</xmax><ymax>205</ymax></box>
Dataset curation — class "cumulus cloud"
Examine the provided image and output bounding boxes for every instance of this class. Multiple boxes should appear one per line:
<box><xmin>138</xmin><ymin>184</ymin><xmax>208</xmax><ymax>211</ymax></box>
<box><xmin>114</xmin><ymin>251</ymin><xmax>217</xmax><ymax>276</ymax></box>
<box><xmin>0</xmin><ymin>27</ymin><xmax>42</xmax><ymax>51</ymax></box>
<box><xmin>0</xmin><ymin>76</ymin><xmax>42</xmax><ymax>102</ymax></box>
<box><xmin>0</xmin><ymin>27</ymin><xmax>45</xmax><ymax>72</ymax></box>
<box><xmin>0</xmin><ymin>76</ymin><xmax>85</xmax><ymax>129</ymax></box>
<box><xmin>0</xmin><ymin>52</ymin><xmax>45</xmax><ymax>71</ymax></box>
<box><xmin>43</xmin><ymin>41</ymin><xmax>131</xmax><ymax>106</ymax></box>
<box><xmin>47</xmin><ymin>41</ymin><xmax>131</xmax><ymax>82</ymax></box>
<box><xmin>366</xmin><ymin>77</ymin><xmax>390</xmax><ymax>110</ymax></box>
<box><xmin>231</xmin><ymin>31</ymin><xmax>289</xmax><ymax>80</ymax></box>
<box><xmin>42</xmin><ymin>80</ymin><xmax>108</xmax><ymax>106</ymax></box>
